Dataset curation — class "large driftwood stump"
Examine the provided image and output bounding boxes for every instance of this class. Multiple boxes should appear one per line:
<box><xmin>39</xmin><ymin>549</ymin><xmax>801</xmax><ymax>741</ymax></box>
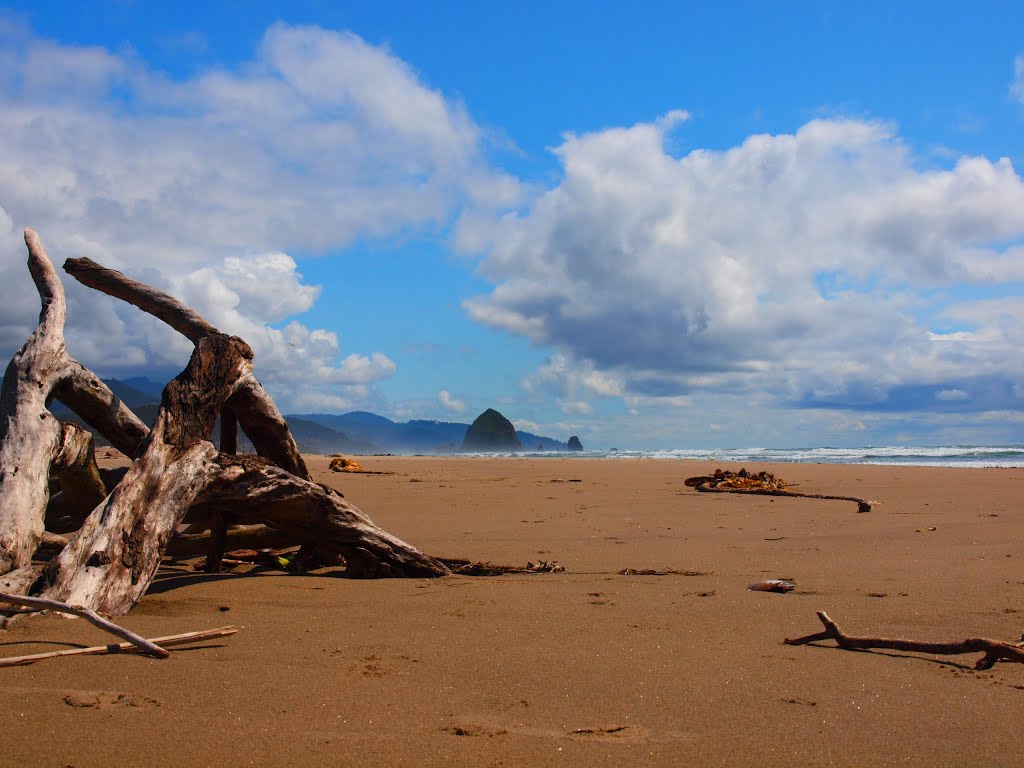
<box><xmin>1</xmin><ymin>229</ymin><xmax>448</xmax><ymax>621</ymax></box>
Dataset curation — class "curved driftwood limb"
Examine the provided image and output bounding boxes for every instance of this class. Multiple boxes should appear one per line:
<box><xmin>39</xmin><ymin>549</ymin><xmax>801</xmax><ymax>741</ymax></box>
<box><xmin>0</xmin><ymin>592</ymin><xmax>169</xmax><ymax>657</ymax></box>
<box><xmin>63</xmin><ymin>257</ymin><xmax>218</xmax><ymax>343</ymax></box>
<box><xmin>0</xmin><ymin>230</ymin><xmax>70</xmax><ymax>575</ymax></box>
<box><xmin>193</xmin><ymin>454</ymin><xmax>451</xmax><ymax>578</ymax></box>
<box><xmin>64</xmin><ymin>260</ymin><xmax>308</xmax><ymax>479</ymax></box>
<box><xmin>1</xmin><ymin>231</ymin><xmax>153</xmax><ymax>580</ymax></box>
<box><xmin>784</xmin><ymin>611</ymin><xmax>1024</xmax><ymax>670</ymax></box>
<box><xmin>0</xmin><ymin>625</ymin><xmax>237</xmax><ymax>667</ymax></box>
<box><xmin>53</xmin><ymin>360</ymin><xmax>149</xmax><ymax>457</ymax></box>
<box><xmin>227</xmin><ymin>373</ymin><xmax>308</xmax><ymax>479</ymax></box>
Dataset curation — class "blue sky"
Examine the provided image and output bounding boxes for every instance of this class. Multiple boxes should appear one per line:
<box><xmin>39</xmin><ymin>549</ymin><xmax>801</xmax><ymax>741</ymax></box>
<box><xmin>0</xmin><ymin>1</ymin><xmax>1022</xmax><ymax>448</ymax></box>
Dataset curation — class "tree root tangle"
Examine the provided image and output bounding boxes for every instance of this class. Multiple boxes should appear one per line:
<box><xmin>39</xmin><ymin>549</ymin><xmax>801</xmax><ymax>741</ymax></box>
<box><xmin>1</xmin><ymin>229</ymin><xmax>448</xmax><ymax>626</ymax></box>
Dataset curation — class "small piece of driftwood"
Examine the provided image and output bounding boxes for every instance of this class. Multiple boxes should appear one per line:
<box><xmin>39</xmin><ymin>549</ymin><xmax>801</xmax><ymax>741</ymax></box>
<box><xmin>0</xmin><ymin>593</ymin><xmax>168</xmax><ymax>658</ymax></box>
<box><xmin>0</xmin><ymin>626</ymin><xmax>237</xmax><ymax>667</ymax></box>
<box><xmin>785</xmin><ymin>611</ymin><xmax>1024</xmax><ymax>670</ymax></box>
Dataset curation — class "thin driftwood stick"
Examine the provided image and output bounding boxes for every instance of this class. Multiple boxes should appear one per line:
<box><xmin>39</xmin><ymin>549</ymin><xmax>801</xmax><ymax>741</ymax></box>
<box><xmin>0</xmin><ymin>592</ymin><xmax>168</xmax><ymax>658</ymax></box>
<box><xmin>0</xmin><ymin>625</ymin><xmax>237</xmax><ymax>667</ymax></box>
<box><xmin>785</xmin><ymin>610</ymin><xmax>1024</xmax><ymax>670</ymax></box>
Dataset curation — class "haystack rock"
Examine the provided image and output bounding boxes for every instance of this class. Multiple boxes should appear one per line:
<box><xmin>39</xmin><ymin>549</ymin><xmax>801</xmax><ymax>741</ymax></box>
<box><xmin>567</xmin><ymin>435</ymin><xmax>584</xmax><ymax>452</ymax></box>
<box><xmin>461</xmin><ymin>408</ymin><xmax>522</xmax><ymax>452</ymax></box>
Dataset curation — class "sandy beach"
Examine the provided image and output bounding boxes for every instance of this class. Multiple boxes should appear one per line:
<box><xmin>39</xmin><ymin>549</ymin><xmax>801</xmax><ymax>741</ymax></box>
<box><xmin>1</xmin><ymin>456</ymin><xmax>1022</xmax><ymax>767</ymax></box>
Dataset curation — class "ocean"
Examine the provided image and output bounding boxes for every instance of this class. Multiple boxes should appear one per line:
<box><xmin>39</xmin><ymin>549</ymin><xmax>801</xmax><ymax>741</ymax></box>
<box><xmin>472</xmin><ymin>445</ymin><xmax>1024</xmax><ymax>468</ymax></box>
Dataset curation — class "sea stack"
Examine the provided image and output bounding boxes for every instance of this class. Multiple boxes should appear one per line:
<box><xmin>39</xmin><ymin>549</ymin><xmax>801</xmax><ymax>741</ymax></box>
<box><xmin>461</xmin><ymin>408</ymin><xmax>522</xmax><ymax>452</ymax></box>
<box><xmin>567</xmin><ymin>435</ymin><xmax>584</xmax><ymax>452</ymax></box>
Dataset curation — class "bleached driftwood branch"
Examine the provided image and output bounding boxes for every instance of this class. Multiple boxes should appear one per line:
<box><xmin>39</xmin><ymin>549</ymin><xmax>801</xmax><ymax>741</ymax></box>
<box><xmin>785</xmin><ymin>611</ymin><xmax>1024</xmax><ymax>670</ymax></box>
<box><xmin>0</xmin><ymin>625</ymin><xmax>237</xmax><ymax>667</ymax></box>
<box><xmin>0</xmin><ymin>592</ymin><xmax>168</xmax><ymax>657</ymax></box>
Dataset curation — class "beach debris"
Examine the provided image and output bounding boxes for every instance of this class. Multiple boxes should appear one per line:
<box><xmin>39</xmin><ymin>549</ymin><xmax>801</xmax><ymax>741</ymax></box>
<box><xmin>329</xmin><ymin>455</ymin><xmax>364</xmax><ymax>473</ymax></box>
<box><xmin>440</xmin><ymin>558</ymin><xmax>566</xmax><ymax>575</ymax></box>
<box><xmin>619</xmin><ymin>568</ymin><xmax>712</xmax><ymax>576</ymax></box>
<box><xmin>0</xmin><ymin>229</ymin><xmax>450</xmax><ymax>629</ymax></box>
<box><xmin>915</xmin><ymin>527</ymin><xmax>938</xmax><ymax>533</ymax></box>
<box><xmin>785</xmin><ymin>610</ymin><xmax>1024</xmax><ymax>670</ymax></box>
<box><xmin>748</xmin><ymin>579</ymin><xmax>796</xmax><ymax>593</ymax></box>
<box><xmin>685</xmin><ymin>468</ymin><xmax>874</xmax><ymax>513</ymax></box>
<box><xmin>192</xmin><ymin>548</ymin><xmax>300</xmax><ymax>571</ymax></box>
<box><xmin>0</xmin><ymin>626</ymin><xmax>238</xmax><ymax>668</ymax></box>
<box><xmin>686</xmin><ymin>468</ymin><xmax>789</xmax><ymax>491</ymax></box>
<box><xmin>570</xmin><ymin>725</ymin><xmax>629</xmax><ymax>736</ymax></box>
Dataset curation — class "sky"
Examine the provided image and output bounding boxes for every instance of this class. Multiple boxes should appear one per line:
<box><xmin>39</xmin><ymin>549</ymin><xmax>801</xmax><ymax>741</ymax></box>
<box><xmin>0</xmin><ymin>1</ymin><xmax>1022</xmax><ymax>449</ymax></box>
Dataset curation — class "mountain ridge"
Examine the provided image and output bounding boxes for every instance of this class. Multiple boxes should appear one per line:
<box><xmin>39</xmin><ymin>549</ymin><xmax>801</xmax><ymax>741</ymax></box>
<box><xmin>50</xmin><ymin>378</ymin><xmax>574</xmax><ymax>454</ymax></box>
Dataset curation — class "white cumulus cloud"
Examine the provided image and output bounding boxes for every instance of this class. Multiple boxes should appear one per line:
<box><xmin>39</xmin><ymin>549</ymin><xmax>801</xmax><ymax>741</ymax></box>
<box><xmin>466</xmin><ymin>113</ymin><xmax>1024</xmax><ymax>414</ymax></box>
<box><xmin>0</xmin><ymin>21</ymin><xmax>517</xmax><ymax>412</ymax></box>
<box><xmin>437</xmin><ymin>390</ymin><xmax>467</xmax><ymax>414</ymax></box>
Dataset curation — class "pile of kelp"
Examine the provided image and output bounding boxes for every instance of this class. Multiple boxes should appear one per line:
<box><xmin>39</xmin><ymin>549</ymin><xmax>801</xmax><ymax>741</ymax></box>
<box><xmin>684</xmin><ymin>468</ymin><xmax>872</xmax><ymax>513</ymax></box>
<box><xmin>684</xmin><ymin>467</ymin><xmax>788</xmax><ymax>491</ymax></box>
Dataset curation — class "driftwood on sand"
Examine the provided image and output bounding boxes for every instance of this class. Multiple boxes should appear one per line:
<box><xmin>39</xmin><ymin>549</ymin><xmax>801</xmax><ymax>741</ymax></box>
<box><xmin>785</xmin><ymin>611</ymin><xmax>1024</xmax><ymax>670</ymax></box>
<box><xmin>0</xmin><ymin>229</ymin><xmax>449</xmax><ymax>626</ymax></box>
<box><xmin>0</xmin><ymin>626</ymin><xmax>238</xmax><ymax>668</ymax></box>
<box><xmin>685</xmin><ymin>468</ymin><xmax>874</xmax><ymax>513</ymax></box>
<box><xmin>0</xmin><ymin>592</ymin><xmax>170</xmax><ymax>657</ymax></box>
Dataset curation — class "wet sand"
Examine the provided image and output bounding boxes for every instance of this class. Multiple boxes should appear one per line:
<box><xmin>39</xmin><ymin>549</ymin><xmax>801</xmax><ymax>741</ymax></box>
<box><xmin>1</xmin><ymin>456</ymin><xmax>1022</xmax><ymax>767</ymax></box>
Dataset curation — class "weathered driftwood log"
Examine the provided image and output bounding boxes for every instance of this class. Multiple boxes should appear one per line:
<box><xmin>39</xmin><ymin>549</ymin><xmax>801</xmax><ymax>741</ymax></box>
<box><xmin>0</xmin><ymin>231</ymin><xmax>74</xmax><ymax>579</ymax></box>
<box><xmin>1</xmin><ymin>229</ymin><xmax>448</xmax><ymax>621</ymax></box>
<box><xmin>192</xmin><ymin>454</ymin><xmax>446</xmax><ymax>578</ymax></box>
<box><xmin>0</xmin><ymin>231</ymin><xmax>150</xmax><ymax>585</ymax></box>
<box><xmin>785</xmin><ymin>611</ymin><xmax>1024</xmax><ymax>670</ymax></box>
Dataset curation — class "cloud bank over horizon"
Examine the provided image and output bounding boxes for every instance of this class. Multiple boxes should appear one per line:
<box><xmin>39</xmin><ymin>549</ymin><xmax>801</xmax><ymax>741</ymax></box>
<box><xmin>465</xmin><ymin>115</ymin><xmax>1024</xmax><ymax>424</ymax></box>
<box><xmin>0</xmin><ymin>17</ymin><xmax>1021</xmax><ymax>445</ymax></box>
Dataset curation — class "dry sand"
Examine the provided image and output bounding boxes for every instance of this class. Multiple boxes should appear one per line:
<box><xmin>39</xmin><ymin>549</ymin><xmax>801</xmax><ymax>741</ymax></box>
<box><xmin>1</xmin><ymin>456</ymin><xmax>1022</xmax><ymax>767</ymax></box>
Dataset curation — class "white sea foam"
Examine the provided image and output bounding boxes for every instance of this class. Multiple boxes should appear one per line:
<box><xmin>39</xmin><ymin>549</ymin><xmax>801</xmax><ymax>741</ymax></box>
<box><xmin>464</xmin><ymin>445</ymin><xmax>1024</xmax><ymax>467</ymax></box>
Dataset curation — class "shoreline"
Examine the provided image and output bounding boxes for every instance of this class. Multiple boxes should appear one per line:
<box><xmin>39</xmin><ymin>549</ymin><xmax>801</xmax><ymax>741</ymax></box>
<box><xmin>1</xmin><ymin>456</ymin><xmax>1022</xmax><ymax>766</ymax></box>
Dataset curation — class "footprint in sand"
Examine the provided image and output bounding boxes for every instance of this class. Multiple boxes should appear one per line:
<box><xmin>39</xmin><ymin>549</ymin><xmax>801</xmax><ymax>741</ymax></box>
<box><xmin>63</xmin><ymin>691</ymin><xmax>160</xmax><ymax>709</ymax></box>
